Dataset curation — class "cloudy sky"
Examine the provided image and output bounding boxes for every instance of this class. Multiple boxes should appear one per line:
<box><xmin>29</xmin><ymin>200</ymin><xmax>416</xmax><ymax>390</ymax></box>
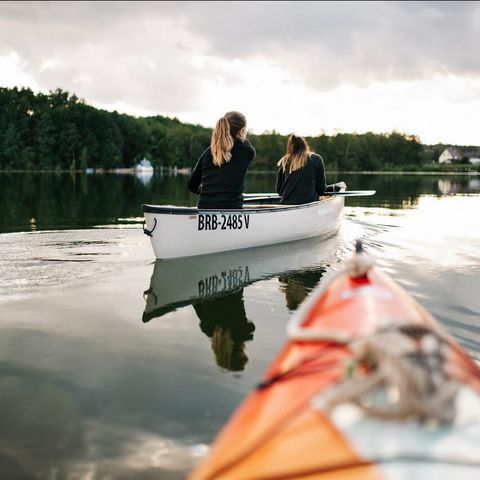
<box><xmin>1</xmin><ymin>1</ymin><xmax>479</xmax><ymax>145</ymax></box>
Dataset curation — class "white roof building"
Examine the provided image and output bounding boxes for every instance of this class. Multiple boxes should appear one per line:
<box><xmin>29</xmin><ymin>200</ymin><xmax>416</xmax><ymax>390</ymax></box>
<box><xmin>438</xmin><ymin>147</ymin><xmax>463</xmax><ymax>164</ymax></box>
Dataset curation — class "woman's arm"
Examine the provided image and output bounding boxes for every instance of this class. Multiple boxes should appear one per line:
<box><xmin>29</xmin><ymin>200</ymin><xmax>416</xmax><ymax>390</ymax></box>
<box><xmin>186</xmin><ymin>156</ymin><xmax>203</xmax><ymax>194</ymax></box>
<box><xmin>243</xmin><ymin>138</ymin><xmax>256</xmax><ymax>164</ymax></box>
<box><xmin>276</xmin><ymin>168</ymin><xmax>284</xmax><ymax>195</ymax></box>
<box><xmin>314</xmin><ymin>154</ymin><xmax>327</xmax><ymax>195</ymax></box>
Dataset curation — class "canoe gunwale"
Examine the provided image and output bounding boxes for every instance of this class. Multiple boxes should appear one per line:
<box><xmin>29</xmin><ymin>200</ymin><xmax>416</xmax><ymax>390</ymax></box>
<box><xmin>142</xmin><ymin>197</ymin><xmax>335</xmax><ymax>215</ymax></box>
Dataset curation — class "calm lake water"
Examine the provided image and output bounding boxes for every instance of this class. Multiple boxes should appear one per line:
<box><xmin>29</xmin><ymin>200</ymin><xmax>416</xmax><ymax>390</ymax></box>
<box><xmin>0</xmin><ymin>171</ymin><xmax>479</xmax><ymax>479</ymax></box>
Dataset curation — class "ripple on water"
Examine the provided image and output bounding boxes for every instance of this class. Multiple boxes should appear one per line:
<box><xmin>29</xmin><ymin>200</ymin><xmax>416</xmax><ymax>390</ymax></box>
<box><xmin>345</xmin><ymin>197</ymin><xmax>480</xmax><ymax>358</ymax></box>
<box><xmin>0</xmin><ymin>228</ymin><xmax>152</xmax><ymax>303</ymax></box>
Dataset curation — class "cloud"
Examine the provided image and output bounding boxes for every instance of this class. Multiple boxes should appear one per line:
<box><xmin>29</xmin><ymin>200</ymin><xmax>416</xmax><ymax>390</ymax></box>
<box><xmin>181</xmin><ymin>1</ymin><xmax>480</xmax><ymax>88</ymax></box>
<box><xmin>0</xmin><ymin>52</ymin><xmax>42</xmax><ymax>89</ymax></box>
<box><xmin>0</xmin><ymin>1</ymin><xmax>478</xmax><ymax>143</ymax></box>
<box><xmin>2</xmin><ymin>2</ymin><xmax>479</xmax><ymax>95</ymax></box>
<box><xmin>0</xmin><ymin>1</ymin><xmax>211</xmax><ymax>113</ymax></box>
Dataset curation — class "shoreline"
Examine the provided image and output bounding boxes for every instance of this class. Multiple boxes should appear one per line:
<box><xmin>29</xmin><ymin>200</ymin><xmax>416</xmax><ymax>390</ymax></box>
<box><xmin>1</xmin><ymin>169</ymin><xmax>479</xmax><ymax>176</ymax></box>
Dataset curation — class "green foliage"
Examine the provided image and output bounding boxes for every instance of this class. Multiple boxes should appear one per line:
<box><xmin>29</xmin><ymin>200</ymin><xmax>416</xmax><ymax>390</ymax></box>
<box><xmin>1</xmin><ymin>87</ymin><xmax>475</xmax><ymax>172</ymax></box>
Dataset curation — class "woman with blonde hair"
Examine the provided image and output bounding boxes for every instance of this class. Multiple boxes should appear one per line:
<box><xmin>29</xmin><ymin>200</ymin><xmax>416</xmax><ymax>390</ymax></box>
<box><xmin>276</xmin><ymin>134</ymin><xmax>327</xmax><ymax>205</ymax></box>
<box><xmin>194</xmin><ymin>289</ymin><xmax>255</xmax><ymax>372</ymax></box>
<box><xmin>187</xmin><ymin>111</ymin><xmax>255</xmax><ymax>209</ymax></box>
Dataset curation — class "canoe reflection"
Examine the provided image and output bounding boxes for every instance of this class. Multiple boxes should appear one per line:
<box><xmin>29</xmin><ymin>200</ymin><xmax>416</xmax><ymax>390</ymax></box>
<box><xmin>195</xmin><ymin>289</ymin><xmax>254</xmax><ymax>371</ymax></box>
<box><xmin>142</xmin><ymin>236</ymin><xmax>339</xmax><ymax>370</ymax></box>
<box><xmin>142</xmin><ymin>235</ymin><xmax>338</xmax><ymax>323</ymax></box>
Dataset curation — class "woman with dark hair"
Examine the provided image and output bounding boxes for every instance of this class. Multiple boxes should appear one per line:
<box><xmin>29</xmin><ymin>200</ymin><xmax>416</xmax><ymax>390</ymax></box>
<box><xmin>187</xmin><ymin>111</ymin><xmax>256</xmax><ymax>209</ymax></box>
<box><xmin>276</xmin><ymin>134</ymin><xmax>327</xmax><ymax>205</ymax></box>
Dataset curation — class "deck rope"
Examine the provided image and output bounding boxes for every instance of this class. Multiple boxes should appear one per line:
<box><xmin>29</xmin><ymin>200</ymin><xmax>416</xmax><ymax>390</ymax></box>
<box><xmin>312</xmin><ymin>324</ymin><xmax>461</xmax><ymax>423</ymax></box>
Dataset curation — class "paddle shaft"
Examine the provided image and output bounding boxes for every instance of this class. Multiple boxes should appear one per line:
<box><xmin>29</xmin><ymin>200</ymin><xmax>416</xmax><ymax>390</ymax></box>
<box><xmin>244</xmin><ymin>190</ymin><xmax>376</xmax><ymax>199</ymax></box>
<box><xmin>327</xmin><ymin>190</ymin><xmax>376</xmax><ymax>196</ymax></box>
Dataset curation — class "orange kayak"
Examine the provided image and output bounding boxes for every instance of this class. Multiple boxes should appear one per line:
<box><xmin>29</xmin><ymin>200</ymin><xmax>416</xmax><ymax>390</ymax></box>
<box><xmin>189</xmin><ymin>241</ymin><xmax>480</xmax><ymax>480</ymax></box>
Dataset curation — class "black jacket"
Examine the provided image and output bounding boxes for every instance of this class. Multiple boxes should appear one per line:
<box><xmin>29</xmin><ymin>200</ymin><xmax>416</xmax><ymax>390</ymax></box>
<box><xmin>276</xmin><ymin>153</ymin><xmax>327</xmax><ymax>205</ymax></box>
<box><xmin>187</xmin><ymin>138</ymin><xmax>256</xmax><ymax>209</ymax></box>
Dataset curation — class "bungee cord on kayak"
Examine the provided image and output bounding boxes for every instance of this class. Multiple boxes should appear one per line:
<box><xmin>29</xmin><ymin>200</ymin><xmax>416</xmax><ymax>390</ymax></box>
<box><xmin>256</xmin><ymin>344</ymin><xmax>345</xmax><ymax>390</ymax></box>
<box><xmin>313</xmin><ymin>323</ymin><xmax>461</xmax><ymax>424</ymax></box>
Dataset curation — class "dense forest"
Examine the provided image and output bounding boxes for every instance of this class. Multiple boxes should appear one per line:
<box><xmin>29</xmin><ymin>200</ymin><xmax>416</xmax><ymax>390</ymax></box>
<box><xmin>0</xmin><ymin>87</ymin><xmax>478</xmax><ymax>172</ymax></box>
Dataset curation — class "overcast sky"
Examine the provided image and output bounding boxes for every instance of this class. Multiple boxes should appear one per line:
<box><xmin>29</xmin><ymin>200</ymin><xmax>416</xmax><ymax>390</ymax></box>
<box><xmin>1</xmin><ymin>1</ymin><xmax>479</xmax><ymax>145</ymax></box>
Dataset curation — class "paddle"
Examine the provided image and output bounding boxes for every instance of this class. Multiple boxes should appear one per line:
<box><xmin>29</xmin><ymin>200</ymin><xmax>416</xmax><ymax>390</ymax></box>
<box><xmin>327</xmin><ymin>190</ymin><xmax>376</xmax><ymax>197</ymax></box>
<box><xmin>243</xmin><ymin>193</ymin><xmax>280</xmax><ymax>199</ymax></box>
<box><xmin>244</xmin><ymin>190</ymin><xmax>376</xmax><ymax>200</ymax></box>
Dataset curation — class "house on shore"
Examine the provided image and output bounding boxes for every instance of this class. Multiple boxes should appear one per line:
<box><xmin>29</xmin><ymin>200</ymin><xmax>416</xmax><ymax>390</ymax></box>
<box><xmin>438</xmin><ymin>147</ymin><xmax>463</xmax><ymax>163</ymax></box>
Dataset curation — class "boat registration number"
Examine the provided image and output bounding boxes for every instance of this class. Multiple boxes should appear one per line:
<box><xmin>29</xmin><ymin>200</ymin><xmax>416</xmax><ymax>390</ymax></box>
<box><xmin>198</xmin><ymin>214</ymin><xmax>250</xmax><ymax>231</ymax></box>
<box><xmin>199</xmin><ymin>266</ymin><xmax>250</xmax><ymax>297</ymax></box>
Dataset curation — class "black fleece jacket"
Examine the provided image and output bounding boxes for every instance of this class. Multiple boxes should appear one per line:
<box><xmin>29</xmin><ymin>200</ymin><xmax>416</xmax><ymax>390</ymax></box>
<box><xmin>187</xmin><ymin>138</ymin><xmax>255</xmax><ymax>209</ymax></box>
<box><xmin>276</xmin><ymin>153</ymin><xmax>327</xmax><ymax>205</ymax></box>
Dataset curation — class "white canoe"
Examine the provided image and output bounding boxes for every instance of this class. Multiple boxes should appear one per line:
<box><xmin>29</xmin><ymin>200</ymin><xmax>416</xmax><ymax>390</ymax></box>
<box><xmin>142</xmin><ymin>191</ymin><xmax>345</xmax><ymax>259</ymax></box>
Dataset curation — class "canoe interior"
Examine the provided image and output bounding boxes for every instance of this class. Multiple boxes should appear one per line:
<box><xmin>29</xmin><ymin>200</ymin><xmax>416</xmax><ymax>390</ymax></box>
<box><xmin>142</xmin><ymin>195</ymin><xmax>337</xmax><ymax>215</ymax></box>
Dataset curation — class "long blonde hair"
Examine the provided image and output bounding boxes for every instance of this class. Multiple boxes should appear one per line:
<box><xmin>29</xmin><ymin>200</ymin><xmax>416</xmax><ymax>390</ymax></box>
<box><xmin>277</xmin><ymin>134</ymin><xmax>311</xmax><ymax>173</ymax></box>
<box><xmin>211</xmin><ymin>111</ymin><xmax>247</xmax><ymax>166</ymax></box>
<box><xmin>211</xmin><ymin>326</ymin><xmax>248</xmax><ymax>371</ymax></box>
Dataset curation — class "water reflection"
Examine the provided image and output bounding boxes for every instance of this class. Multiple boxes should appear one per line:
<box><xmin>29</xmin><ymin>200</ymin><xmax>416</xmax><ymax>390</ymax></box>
<box><xmin>195</xmin><ymin>289</ymin><xmax>255</xmax><ymax>371</ymax></box>
<box><xmin>279</xmin><ymin>267</ymin><xmax>327</xmax><ymax>311</ymax></box>
<box><xmin>142</xmin><ymin>236</ymin><xmax>342</xmax><ymax>370</ymax></box>
<box><xmin>0</xmin><ymin>172</ymin><xmax>196</xmax><ymax>233</ymax></box>
<box><xmin>2</xmin><ymin>174</ymin><xmax>479</xmax><ymax>479</ymax></box>
<box><xmin>329</xmin><ymin>173</ymin><xmax>480</xmax><ymax>209</ymax></box>
<box><xmin>437</xmin><ymin>177</ymin><xmax>480</xmax><ymax>195</ymax></box>
<box><xmin>135</xmin><ymin>171</ymin><xmax>154</xmax><ymax>186</ymax></box>
<box><xmin>142</xmin><ymin>235</ymin><xmax>341</xmax><ymax>323</ymax></box>
<box><xmin>2</xmin><ymin>171</ymin><xmax>479</xmax><ymax>233</ymax></box>
<box><xmin>142</xmin><ymin>255</ymin><xmax>259</xmax><ymax>371</ymax></box>
<box><xmin>142</xmin><ymin>258</ymin><xmax>252</xmax><ymax>323</ymax></box>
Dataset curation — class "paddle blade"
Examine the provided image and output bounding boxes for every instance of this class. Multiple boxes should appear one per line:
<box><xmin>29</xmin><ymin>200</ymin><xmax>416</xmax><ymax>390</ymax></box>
<box><xmin>243</xmin><ymin>193</ymin><xmax>279</xmax><ymax>198</ymax></box>
<box><xmin>328</xmin><ymin>190</ymin><xmax>376</xmax><ymax>197</ymax></box>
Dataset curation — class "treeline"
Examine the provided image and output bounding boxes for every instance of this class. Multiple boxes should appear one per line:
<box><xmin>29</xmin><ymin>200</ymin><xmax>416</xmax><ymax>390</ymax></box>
<box><xmin>0</xmin><ymin>87</ymin><xmax>212</xmax><ymax>171</ymax></box>
<box><xmin>0</xmin><ymin>87</ymin><xmax>472</xmax><ymax>172</ymax></box>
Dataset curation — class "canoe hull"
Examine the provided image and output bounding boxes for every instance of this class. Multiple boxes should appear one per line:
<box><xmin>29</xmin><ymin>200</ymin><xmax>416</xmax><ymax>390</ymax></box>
<box><xmin>143</xmin><ymin>195</ymin><xmax>344</xmax><ymax>259</ymax></box>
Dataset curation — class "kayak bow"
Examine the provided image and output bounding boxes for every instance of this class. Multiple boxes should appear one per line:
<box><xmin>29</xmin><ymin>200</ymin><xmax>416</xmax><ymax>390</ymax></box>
<box><xmin>189</xmin><ymin>241</ymin><xmax>480</xmax><ymax>480</ymax></box>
